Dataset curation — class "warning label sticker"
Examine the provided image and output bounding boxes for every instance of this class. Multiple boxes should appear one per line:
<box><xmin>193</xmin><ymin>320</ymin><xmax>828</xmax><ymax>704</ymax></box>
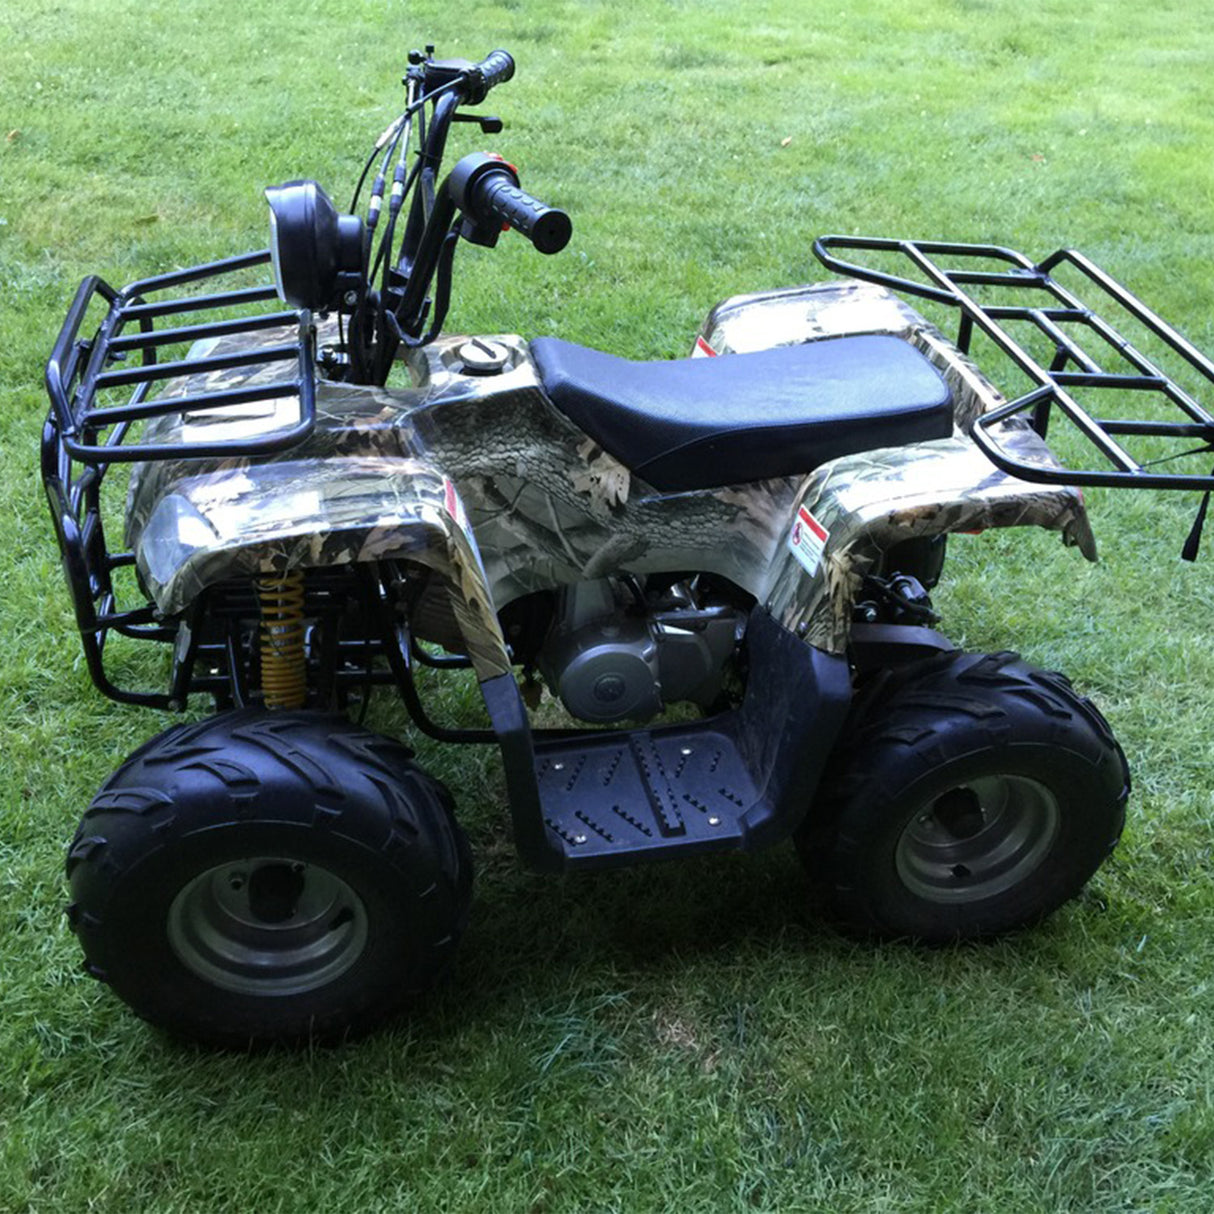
<box><xmin>443</xmin><ymin>476</ymin><xmax>469</xmax><ymax>531</ymax></box>
<box><xmin>788</xmin><ymin>505</ymin><xmax>829</xmax><ymax>575</ymax></box>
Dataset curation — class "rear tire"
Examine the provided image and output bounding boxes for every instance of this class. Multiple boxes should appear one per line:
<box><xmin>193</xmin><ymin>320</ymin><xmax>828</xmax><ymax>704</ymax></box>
<box><xmin>66</xmin><ymin>709</ymin><xmax>472</xmax><ymax>1047</ymax></box>
<box><xmin>797</xmin><ymin>651</ymin><xmax>1129</xmax><ymax>941</ymax></box>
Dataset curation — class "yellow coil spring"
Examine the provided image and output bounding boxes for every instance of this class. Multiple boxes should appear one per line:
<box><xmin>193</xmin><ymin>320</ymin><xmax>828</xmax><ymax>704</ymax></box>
<box><xmin>257</xmin><ymin>572</ymin><xmax>307</xmax><ymax>709</ymax></box>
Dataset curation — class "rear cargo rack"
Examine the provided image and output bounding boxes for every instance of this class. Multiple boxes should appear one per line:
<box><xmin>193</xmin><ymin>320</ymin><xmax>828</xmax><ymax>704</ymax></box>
<box><xmin>814</xmin><ymin>236</ymin><xmax>1214</xmax><ymax>492</ymax></box>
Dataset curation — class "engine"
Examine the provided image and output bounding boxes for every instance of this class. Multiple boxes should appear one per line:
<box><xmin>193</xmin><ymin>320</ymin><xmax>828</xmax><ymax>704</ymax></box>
<box><xmin>535</xmin><ymin>578</ymin><xmax>745</xmax><ymax>724</ymax></box>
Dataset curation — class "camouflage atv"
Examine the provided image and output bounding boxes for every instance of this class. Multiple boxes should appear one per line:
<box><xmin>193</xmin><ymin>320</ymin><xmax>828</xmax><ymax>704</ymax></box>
<box><xmin>43</xmin><ymin>47</ymin><xmax>1214</xmax><ymax>1046</ymax></box>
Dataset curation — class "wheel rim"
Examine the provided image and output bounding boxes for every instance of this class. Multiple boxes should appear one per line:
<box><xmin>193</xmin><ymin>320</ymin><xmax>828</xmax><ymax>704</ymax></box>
<box><xmin>894</xmin><ymin>775</ymin><xmax>1061</xmax><ymax>904</ymax></box>
<box><xmin>167</xmin><ymin>857</ymin><xmax>369</xmax><ymax>996</ymax></box>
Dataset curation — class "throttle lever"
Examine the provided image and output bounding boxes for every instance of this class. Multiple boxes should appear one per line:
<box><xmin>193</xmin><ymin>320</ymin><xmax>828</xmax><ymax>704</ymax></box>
<box><xmin>452</xmin><ymin>112</ymin><xmax>504</xmax><ymax>134</ymax></box>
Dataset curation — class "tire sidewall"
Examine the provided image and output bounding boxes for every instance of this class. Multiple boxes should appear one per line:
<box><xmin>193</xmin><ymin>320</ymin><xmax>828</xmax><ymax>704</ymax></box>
<box><xmin>69</xmin><ymin>710</ymin><xmax>470</xmax><ymax>1045</ymax></box>
<box><xmin>811</xmin><ymin>652</ymin><xmax>1130</xmax><ymax>942</ymax></box>
<box><xmin>841</xmin><ymin>740</ymin><xmax>1120</xmax><ymax>939</ymax></box>
<box><xmin>86</xmin><ymin>819</ymin><xmax>452</xmax><ymax>1042</ymax></box>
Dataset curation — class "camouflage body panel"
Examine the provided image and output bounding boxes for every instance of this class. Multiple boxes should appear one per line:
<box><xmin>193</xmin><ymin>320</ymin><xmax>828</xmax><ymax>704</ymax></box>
<box><xmin>137</xmin><ymin>455</ymin><xmax>510</xmax><ymax>680</ymax></box>
<box><xmin>699</xmin><ymin>279</ymin><xmax>1095</xmax><ymax>649</ymax></box>
<box><xmin>123</xmin><ymin>277</ymin><xmax>1095</xmax><ymax>663</ymax></box>
<box><xmin>128</xmin><ymin>331</ymin><xmax>805</xmax><ymax>652</ymax></box>
<box><xmin>697</xmin><ymin>280</ymin><xmax>931</xmax><ymax>356</ymax></box>
<box><xmin>766</xmin><ymin>425</ymin><xmax>1094</xmax><ymax>651</ymax></box>
<box><xmin>400</xmin><ymin>341</ymin><xmax>800</xmax><ymax>609</ymax></box>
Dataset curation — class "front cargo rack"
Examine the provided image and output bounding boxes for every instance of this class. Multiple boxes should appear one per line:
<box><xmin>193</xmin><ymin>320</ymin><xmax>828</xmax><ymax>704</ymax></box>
<box><xmin>813</xmin><ymin>236</ymin><xmax>1214</xmax><ymax>493</ymax></box>
<box><xmin>44</xmin><ymin>248</ymin><xmax>315</xmax><ymax>465</ymax></box>
<box><xmin>41</xmin><ymin>250</ymin><xmax>316</xmax><ymax>705</ymax></box>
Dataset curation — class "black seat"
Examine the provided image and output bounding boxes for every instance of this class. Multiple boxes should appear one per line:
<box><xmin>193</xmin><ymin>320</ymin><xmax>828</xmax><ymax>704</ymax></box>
<box><xmin>530</xmin><ymin>334</ymin><xmax>954</xmax><ymax>491</ymax></box>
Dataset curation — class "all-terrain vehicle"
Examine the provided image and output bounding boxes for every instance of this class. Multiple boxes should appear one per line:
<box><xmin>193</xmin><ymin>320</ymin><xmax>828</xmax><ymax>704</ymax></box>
<box><xmin>43</xmin><ymin>48</ymin><xmax>1214</xmax><ymax>1045</ymax></box>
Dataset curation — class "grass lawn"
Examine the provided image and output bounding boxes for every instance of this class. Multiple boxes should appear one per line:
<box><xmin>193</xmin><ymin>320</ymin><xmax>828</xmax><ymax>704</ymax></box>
<box><xmin>3</xmin><ymin>0</ymin><xmax>1214</xmax><ymax>1210</ymax></box>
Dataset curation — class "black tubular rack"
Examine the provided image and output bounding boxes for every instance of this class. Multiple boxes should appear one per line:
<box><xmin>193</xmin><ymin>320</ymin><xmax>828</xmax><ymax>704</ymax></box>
<box><xmin>814</xmin><ymin>236</ymin><xmax>1214</xmax><ymax>492</ymax></box>
<box><xmin>42</xmin><ymin>250</ymin><xmax>314</xmax><ymax>705</ymax></box>
<box><xmin>45</xmin><ymin>249</ymin><xmax>314</xmax><ymax>464</ymax></box>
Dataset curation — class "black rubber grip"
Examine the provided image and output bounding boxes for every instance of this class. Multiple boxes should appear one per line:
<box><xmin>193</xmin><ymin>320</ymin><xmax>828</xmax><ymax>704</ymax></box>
<box><xmin>471</xmin><ymin>172</ymin><xmax>572</xmax><ymax>255</ymax></box>
<box><xmin>475</xmin><ymin>49</ymin><xmax>515</xmax><ymax>96</ymax></box>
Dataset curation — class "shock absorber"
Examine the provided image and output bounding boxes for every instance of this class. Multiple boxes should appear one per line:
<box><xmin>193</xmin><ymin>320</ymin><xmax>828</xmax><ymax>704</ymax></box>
<box><xmin>257</xmin><ymin>571</ymin><xmax>308</xmax><ymax>709</ymax></box>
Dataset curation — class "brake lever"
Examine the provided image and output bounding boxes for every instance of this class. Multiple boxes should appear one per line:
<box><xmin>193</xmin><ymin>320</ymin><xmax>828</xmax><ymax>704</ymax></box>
<box><xmin>452</xmin><ymin>112</ymin><xmax>504</xmax><ymax>134</ymax></box>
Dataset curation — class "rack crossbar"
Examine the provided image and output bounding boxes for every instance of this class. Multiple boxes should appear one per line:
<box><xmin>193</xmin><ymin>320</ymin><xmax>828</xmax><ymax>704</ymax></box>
<box><xmin>813</xmin><ymin>235</ymin><xmax>1214</xmax><ymax>491</ymax></box>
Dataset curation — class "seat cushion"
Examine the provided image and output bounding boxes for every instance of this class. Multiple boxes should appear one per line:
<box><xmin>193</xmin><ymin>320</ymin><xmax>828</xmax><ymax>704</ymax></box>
<box><xmin>530</xmin><ymin>334</ymin><xmax>954</xmax><ymax>491</ymax></box>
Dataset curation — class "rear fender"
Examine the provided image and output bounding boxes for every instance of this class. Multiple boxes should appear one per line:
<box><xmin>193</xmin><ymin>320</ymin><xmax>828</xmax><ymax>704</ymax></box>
<box><xmin>134</xmin><ymin>456</ymin><xmax>510</xmax><ymax>680</ymax></box>
<box><xmin>764</xmin><ymin>424</ymin><xmax>1096</xmax><ymax>654</ymax></box>
<box><xmin>701</xmin><ymin>279</ymin><xmax>1097</xmax><ymax>654</ymax></box>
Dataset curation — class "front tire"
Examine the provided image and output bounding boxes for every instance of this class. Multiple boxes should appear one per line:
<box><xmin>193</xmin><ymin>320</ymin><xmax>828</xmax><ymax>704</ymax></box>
<box><xmin>798</xmin><ymin>651</ymin><xmax>1129</xmax><ymax>941</ymax></box>
<box><xmin>67</xmin><ymin>709</ymin><xmax>472</xmax><ymax>1047</ymax></box>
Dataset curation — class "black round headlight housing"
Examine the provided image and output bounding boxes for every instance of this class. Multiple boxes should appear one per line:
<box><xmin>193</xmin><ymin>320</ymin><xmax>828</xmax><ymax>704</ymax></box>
<box><xmin>265</xmin><ymin>180</ymin><xmax>366</xmax><ymax>311</ymax></box>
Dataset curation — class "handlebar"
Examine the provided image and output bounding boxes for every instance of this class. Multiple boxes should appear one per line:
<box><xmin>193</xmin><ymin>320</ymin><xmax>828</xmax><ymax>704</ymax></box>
<box><xmin>467</xmin><ymin>49</ymin><xmax>514</xmax><ymax>103</ymax></box>
<box><xmin>446</xmin><ymin>153</ymin><xmax>572</xmax><ymax>254</ymax></box>
<box><xmin>357</xmin><ymin>48</ymin><xmax>571</xmax><ymax>379</ymax></box>
<box><xmin>470</xmin><ymin>171</ymin><xmax>572</xmax><ymax>255</ymax></box>
<box><xmin>420</xmin><ymin>49</ymin><xmax>515</xmax><ymax>106</ymax></box>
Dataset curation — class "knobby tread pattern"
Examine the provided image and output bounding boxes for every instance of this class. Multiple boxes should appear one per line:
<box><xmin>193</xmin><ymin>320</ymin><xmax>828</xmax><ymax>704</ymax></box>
<box><xmin>799</xmin><ymin>650</ymin><xmax>1130</xmax><ymax>941</ymax></box>
<box><xmin>66</xmin><ymin>708</ymin><xmax>471</xmax><ymax>1047</ymax></box>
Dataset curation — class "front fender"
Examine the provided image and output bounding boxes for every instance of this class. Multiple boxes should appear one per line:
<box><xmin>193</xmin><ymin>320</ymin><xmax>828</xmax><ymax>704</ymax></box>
<box><xmin>134</xmin><ymin>455</ymin><xmax>510</xmax><ymax>680</ymax></box>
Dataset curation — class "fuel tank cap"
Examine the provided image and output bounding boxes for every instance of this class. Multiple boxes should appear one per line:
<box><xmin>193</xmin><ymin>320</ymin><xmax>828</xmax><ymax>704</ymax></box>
<box><xmin>457</xmin><ymin>338</ymin><xmax>511</xmax><ymax>374</ymax></box>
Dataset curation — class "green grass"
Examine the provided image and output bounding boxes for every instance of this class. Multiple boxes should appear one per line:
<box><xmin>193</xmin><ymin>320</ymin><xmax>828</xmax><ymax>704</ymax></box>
<box><xmin>3</xmin><ymin>0</ymin><xmax>1214</xmax><ymax>1210</ymax></box>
